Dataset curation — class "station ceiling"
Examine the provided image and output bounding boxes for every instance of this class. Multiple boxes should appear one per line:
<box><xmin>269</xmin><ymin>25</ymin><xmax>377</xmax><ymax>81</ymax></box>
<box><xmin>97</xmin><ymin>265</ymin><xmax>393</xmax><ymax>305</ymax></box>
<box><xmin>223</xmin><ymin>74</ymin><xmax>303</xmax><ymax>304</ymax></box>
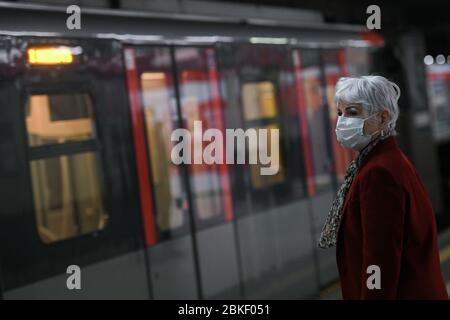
<box><xmin>220</xmin><ymin>0</ymin><xmax>449</xmax><ymax>27</ymax></box>
<box><xmin>221</xmin><ymin>0</ymin><xmax>450</xmax><ymax>54</ymax></box>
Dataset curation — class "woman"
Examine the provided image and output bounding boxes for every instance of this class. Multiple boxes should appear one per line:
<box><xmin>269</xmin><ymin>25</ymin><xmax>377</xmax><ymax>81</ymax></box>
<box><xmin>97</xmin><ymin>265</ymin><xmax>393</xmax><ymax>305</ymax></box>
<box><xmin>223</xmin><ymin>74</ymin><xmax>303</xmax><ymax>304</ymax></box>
<box><xmin>319</xmin><ymin>75</ymin><xmax>449</xmax><ymax>300</ymax></box>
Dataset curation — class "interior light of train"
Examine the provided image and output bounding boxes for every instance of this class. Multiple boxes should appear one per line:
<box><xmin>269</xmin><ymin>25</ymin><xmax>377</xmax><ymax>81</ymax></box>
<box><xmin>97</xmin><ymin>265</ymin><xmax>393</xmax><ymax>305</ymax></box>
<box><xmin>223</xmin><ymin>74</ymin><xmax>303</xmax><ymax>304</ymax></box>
<box><xmin>183</xmin><ymin>36</ymin><xmax>235</xmax><ymax>43</ymax></box>
<box><xmin>249</xmin><ymin>37</ymin><xmax>289</xmax><ymax>45</ymax></box>
<box><xmin>27</xmin><ymin>46</ymin><xmax>74</xmax><ymax>65</ymax></box>
<box><xmin>141</xmin><ymin>72</ymin><xmax>166</xmax><ymax>81</ymax></box>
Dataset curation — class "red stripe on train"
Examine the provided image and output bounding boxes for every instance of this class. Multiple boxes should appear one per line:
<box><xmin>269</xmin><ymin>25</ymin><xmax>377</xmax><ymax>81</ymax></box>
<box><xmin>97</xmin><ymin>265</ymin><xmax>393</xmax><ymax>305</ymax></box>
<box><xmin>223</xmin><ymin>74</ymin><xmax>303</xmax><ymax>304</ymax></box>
<box><xmin>124</xmin><ymin>48</ymin><xmax>157</xmax><ymax>246</ymax></box>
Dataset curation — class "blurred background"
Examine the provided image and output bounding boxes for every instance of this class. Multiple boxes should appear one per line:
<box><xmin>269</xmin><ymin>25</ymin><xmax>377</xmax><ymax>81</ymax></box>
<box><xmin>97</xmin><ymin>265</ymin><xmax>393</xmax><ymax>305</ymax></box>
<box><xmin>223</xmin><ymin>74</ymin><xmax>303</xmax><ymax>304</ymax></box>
<box><xmin>0</xmin><ymin>0</ymin><xmax>450</xmax><ymax>299</ymax></box>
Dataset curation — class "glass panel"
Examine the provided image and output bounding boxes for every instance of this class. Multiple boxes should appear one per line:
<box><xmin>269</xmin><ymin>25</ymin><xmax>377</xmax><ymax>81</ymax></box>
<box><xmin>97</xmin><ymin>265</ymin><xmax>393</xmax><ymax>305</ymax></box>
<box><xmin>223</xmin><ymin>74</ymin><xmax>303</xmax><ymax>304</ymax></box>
<box><xmin>30</xmin><ymin>152</ymin><xmax>107</xmax><ymax>244</ymax></box>
<box><xmin>141</xmin><ymin>71</ymin><xmax>185</xmax><ymax>231</ymax></box>
<box><xmin>137</xmin><ymin>47</ymin><xmax>188</xmax><ymax>233</ymax></box>
<box><xmin>175</xmin><ymin>47</ymin><xmax>225</xmax><ymax>223</ymax></box>
<box><xmin>26</xmin><ymin>93</ymin><xmax>95</xmax><ymax>147</ymax></box>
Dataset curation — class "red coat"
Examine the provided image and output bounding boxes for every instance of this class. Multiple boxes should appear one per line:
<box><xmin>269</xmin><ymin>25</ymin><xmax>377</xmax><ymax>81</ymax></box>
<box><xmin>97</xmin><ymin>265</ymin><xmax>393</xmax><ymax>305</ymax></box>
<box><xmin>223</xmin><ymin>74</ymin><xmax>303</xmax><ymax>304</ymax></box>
<box><xmin>336</xmin><ymin>136</ymin><xmax>449</xmax><ymax>299</ymax></box>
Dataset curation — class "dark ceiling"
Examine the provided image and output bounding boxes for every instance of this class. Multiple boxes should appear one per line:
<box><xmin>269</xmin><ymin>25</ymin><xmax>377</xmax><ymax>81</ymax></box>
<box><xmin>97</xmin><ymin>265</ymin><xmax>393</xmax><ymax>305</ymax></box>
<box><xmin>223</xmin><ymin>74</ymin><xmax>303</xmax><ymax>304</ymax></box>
<box><xmin>221</xmin><ymin>0</ymin><xmax>448</xmax><ymax>28</ymax></box>
<box><xmin>221</xmin><ymin>0</ymin><xmax>450</xmax><ymax>54</ymax></box>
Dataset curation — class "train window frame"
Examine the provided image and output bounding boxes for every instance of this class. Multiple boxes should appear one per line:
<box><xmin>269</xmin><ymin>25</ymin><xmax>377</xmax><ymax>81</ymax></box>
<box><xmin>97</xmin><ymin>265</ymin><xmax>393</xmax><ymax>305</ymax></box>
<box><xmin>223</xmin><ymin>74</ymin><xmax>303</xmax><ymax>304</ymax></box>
<box><xmin>128</xmin><ymin>45</ymin><xmax>193</xmax><ymax>243</ymax></box>
<box><xmin>22</xmin><ymin>83</ymin><xmax>109</xmax><ymax>245</ymax></box>
<box><xmin>216</xmin><ymin>43</ymin><xmax>308</xmax><ymax>217</ymax></box>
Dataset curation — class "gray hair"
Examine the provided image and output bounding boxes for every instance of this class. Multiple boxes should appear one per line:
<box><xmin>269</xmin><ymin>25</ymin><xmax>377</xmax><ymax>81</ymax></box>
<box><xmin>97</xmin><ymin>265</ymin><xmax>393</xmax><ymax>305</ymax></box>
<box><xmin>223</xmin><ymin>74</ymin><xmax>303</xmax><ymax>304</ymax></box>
<box><xmin>334</xmin><ymin>75</ymin><xmax>401</xmax><ymax>135</ymax></box>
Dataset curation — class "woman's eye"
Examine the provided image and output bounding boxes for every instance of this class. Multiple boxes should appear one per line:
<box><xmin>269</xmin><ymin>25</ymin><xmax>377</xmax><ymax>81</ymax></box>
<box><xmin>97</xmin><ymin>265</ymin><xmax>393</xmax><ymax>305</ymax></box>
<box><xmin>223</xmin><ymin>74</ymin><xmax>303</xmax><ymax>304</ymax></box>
<box><xmin>347</xmin><ymin>109</ymin><xmax>359</xmax><ymax>116</ymax></box>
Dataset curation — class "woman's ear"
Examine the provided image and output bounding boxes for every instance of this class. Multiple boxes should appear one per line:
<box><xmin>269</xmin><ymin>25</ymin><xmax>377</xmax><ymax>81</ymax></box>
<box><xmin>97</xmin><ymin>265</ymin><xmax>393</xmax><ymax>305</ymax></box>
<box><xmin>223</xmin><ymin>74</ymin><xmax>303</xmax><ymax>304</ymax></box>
<box><xmin>380</xmin><ymin>110</ymin><xmax>390</xmax><ymax>128</ymax></box>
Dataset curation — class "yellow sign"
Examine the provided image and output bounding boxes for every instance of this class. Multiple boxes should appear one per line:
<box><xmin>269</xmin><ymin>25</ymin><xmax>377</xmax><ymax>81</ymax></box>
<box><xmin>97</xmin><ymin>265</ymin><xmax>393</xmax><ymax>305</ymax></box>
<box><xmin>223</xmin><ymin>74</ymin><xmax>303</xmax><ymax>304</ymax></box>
<box><xmin>28</xmin><ymin>47</ymin><xmax>74</xmax><ymax>65</ymax></box>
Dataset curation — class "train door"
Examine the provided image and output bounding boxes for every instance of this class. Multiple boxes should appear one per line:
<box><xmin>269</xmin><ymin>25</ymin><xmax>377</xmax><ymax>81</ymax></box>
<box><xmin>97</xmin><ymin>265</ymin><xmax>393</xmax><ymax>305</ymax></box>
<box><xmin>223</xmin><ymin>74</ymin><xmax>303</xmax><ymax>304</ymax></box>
<box><xmin>0</xmin><ymin>37</ymin><xmax>150</xmax><ymax>299</ymax></box>
<box><xmin>217</xmin><ymin>44</ymin><xmax>319</xmax><ymax>299</ymax></box>
<box><xmin>124</xmin><ymin>46</ymin><xmax>241</xmax><ymax>299</ymax></box>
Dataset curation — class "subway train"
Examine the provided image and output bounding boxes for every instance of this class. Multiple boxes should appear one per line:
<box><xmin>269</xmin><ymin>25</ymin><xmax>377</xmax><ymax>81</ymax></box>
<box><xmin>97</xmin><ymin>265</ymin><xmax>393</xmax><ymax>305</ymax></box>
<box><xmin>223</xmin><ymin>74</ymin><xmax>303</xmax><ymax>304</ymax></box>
<box><xmin>0</xmin><ymin>3</ymin><xmax>436</xmax><ymax>299</ymax></box>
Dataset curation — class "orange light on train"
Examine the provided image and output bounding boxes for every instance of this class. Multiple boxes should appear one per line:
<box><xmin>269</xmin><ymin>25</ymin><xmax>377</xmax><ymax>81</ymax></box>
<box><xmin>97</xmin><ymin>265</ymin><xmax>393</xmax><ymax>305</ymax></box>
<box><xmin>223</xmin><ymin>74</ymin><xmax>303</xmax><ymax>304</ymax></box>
<box><xmin>27</xmin><ymin>47</ymin><xmax>74</xmax><ymax>65</ymax></box>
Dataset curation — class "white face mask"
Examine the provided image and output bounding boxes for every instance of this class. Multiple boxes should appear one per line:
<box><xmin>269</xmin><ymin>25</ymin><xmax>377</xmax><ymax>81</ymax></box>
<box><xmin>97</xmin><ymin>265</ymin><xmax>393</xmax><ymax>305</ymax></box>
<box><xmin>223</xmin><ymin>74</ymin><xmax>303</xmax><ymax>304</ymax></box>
<box><xmin>335</xmin><ymin>113</ymin><xmax>380</xmax><ymax>151</ymax></box>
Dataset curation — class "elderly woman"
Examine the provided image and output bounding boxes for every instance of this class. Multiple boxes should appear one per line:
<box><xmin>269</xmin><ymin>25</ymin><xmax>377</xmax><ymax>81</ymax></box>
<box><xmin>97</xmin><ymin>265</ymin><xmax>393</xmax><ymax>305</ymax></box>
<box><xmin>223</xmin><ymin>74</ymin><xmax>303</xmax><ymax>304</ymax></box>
<box><xmin>319</xmin><ymin>75</ymin><xmax>448</xmax><ymax>300</ymax></box>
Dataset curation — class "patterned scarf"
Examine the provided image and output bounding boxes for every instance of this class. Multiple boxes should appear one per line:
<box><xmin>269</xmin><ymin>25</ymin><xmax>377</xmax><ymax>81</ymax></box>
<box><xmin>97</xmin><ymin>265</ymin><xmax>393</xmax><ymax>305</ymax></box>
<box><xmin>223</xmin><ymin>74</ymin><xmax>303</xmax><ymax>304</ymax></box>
<box><xmin>318</xmin><ymin>132</ymin><xmax>391</xmax><ymax>249</ymax></box>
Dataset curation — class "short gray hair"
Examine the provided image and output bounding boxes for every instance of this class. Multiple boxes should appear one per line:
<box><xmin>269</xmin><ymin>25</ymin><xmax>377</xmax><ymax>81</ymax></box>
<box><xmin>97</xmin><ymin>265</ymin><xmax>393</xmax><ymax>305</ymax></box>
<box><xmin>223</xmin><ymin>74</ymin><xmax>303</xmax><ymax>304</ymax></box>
<box><xmin>334</xmin><ymin>75</ymin><xmax>401</xmax><ymax>135</ymax></box>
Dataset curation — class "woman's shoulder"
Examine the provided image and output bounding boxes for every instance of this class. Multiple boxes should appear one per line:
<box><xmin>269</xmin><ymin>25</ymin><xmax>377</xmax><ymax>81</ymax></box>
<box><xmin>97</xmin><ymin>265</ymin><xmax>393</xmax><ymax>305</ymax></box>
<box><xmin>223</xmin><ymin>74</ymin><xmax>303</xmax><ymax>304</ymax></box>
<box><xmin>357</xmin><ymin>147</ymin><xmax>415</xmax><ymax>187</ymax></box>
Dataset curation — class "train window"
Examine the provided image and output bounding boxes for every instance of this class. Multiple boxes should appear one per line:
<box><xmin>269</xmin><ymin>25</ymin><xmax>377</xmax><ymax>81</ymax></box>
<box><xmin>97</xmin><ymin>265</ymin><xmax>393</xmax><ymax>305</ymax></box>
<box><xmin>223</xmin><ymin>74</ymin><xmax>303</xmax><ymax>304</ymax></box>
<box><xmin>241</xmin><ymin>83</ymin><xmax>286</xmax><ymax>188</ymax></box>
<box><xmin>248</xmin><ymin>123</ymin><xmax>285</xmax><ymax>189</ymax></box>
<box><xmin>25</xmin><ymin>92</ymin><xmax>107</xmax><ymax>244</ymax></box>
<box><xmin>26</xmin><ymin>93</ymin><xmax>95</xmax><ymax>147</ymax></box>
<box><xmin>242</xmin><ymin>81</ymin><xmax>279</xmax><ymax>121</ymax></box>
<box><xmin>217</xmin><ymin>44</ymin><xmax>306</xmax><ymax>215</ymax></box>
<box><xmin>175</xmin><ymin>47</ymin><xmax>230</xmax><ymax>226</ymax></box>
<box><xmin>140</xmin><ymin>71</ymin><xmax>185</xmax><ymax>231</ymax></box>
<box><xmin>30</xmin><ymin>152</ymin><xmax>107</xmax><ymax>244</ymax></box>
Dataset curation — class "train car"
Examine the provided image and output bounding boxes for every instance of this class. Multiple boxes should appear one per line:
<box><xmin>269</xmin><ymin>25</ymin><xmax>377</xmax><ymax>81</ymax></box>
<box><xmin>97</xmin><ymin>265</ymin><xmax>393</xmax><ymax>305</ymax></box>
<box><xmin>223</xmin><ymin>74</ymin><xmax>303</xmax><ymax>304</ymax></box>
<box><xmin>0</xmin><ymin>3</ymin><xmax>386</xmax><ymax>299</ymax></box>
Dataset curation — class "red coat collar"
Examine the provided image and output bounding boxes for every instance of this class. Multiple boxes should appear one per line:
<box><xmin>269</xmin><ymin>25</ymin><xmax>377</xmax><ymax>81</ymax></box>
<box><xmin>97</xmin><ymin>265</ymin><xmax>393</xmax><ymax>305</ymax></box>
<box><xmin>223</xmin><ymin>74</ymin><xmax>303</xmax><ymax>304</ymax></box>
<box><xmin>358</xmin><ymin>136</ymin><xmax>398</xmax><ymax>169</ymax></box>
